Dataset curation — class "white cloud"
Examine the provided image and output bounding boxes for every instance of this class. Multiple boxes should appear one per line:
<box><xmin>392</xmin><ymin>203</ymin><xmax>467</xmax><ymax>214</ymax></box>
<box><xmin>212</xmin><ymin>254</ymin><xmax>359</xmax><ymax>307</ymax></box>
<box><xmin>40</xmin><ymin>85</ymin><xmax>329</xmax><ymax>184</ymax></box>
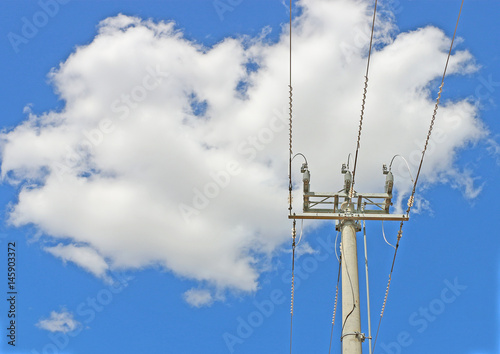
<box><xmin>295</xmin><ymin>242</ymin><xmax>316</xmax><ymax>258</ymax></box>
<box><xmin>44</xmin><ymin>244</ymin><xmax>110</xmax><ymax>280</ymax></box>
<box><xmin>0</xmin><ymin>1</ymin><xmax>490</xmax><ymax>303</ymax></box>
<box><xmin>486</xmin><ymin>138</ymin><xmax>500</xmax><ymax>165</ymax></box>
<box><xmin>36</xmin><ymin>310</ymin><xmax>81</xmax><ymax>333</ymax></box>
<box><xmin>184</xmin><ymin>289</ymin><xmax>214</xmax><ymax>308</ymax></box>
<box><xmin>448</xmin><ymin>168</ymin><xmax>484</xmax><ymax>200</ymax></box>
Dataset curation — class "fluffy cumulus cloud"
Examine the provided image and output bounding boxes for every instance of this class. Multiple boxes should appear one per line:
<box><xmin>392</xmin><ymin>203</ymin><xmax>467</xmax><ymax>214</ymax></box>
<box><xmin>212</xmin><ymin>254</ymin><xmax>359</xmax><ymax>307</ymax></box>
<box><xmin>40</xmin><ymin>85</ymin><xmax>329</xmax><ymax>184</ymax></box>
<box><xmin>184</xmin><ymin>289</ymin><xmax>215</xmax><ymax>308</ymax></box>
<box><xmin>0</xmin><ymin>0</ymin><xmax>489</xmax><ymax>303</ymax></box>
<box><xmin>36</xmin><ymin>310</ymin><xmax>81</xmax><ymax>333</ymax></box>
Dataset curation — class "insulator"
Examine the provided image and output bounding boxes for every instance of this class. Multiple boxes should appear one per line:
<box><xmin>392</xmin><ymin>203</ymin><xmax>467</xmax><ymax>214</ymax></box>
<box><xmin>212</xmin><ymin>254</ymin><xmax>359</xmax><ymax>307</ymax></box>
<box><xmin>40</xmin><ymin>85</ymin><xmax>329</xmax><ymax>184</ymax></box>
<box><xmin>407</xmin><ymin>195</ymin><xmax>414</xmax><ymax>208</ymax></box>
<box><xmin>381</xmin><ymin>275</ymin><xmax>392</xmax><ymax>317</ymax></box>
<box><xmin>332</xmin><ymin>286</ymin><xmax>339</xmax><ymax>325</ymax></box>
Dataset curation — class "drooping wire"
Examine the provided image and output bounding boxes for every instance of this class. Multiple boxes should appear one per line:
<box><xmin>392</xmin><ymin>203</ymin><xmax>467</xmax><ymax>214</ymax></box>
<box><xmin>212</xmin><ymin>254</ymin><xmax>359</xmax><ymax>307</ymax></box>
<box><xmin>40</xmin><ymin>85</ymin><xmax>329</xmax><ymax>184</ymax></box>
<box><xmin>350</xmin><ymin>0</ymin><xmax>379</xmax><ymax>200</ymax></box>
<box><xmin>372</xmin><ymin>1</ymin><xmax>465</xmax><ymax>352</ymax></box>
<box><xmin>291</xmin><ymin>153</ymin><xmax>308</xmax><ymax>248</ymax></box>
<box><xmin>290</xmin><ymin>219</ymin><xmax>296</xmax><ymax>354</ymax></box>
<box><xmin>296</xmin><ymin>219</ymin><xmax>304</xmax><ymax>246</ymax></box>
<box><xmin>334</xmin><ymin>231</ymin><xmax>340</xmax><ymax>263</ymax></box>
<box><xmin>389</xmin><ymin>155</ymin><xmax>414</xmax><ymax>185</ymax></box>
<box><xmin>340</xmin><ymin>237</ymin><xmax>356</xmax><ymax>340</ymax></box>
<box><xmin>292</xmin><ymin>153</ymin><xmax>308</xmax><ymax>165</ymax></box>
<box><xmin>328</xmin><ymin>253</ymin><xmax>342</xmax><ymax>354</ymax></box>
<box><xmin>363</xmin><ymin>220</ymin><xmax>373</xmax><ymax>354</ymax></box>
<box><xmin>381</xmin><ymin>221</ymin><xmax>396</xmax><ymax>249</ymax></box>
<box><xmin>346</xmin><ymin>153</ymin><xmax>354</xmax><ymax>170</ymax></box>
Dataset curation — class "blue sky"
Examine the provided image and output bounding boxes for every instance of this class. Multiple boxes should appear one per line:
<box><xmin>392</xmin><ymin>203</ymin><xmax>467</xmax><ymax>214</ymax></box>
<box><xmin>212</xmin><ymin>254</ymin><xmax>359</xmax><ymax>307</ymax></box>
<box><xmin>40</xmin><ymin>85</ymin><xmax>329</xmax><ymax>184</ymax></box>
<box><xmin>0</xmin><ymin>0</ymin><xmax>499</xmax><ymax>353</ymax></box>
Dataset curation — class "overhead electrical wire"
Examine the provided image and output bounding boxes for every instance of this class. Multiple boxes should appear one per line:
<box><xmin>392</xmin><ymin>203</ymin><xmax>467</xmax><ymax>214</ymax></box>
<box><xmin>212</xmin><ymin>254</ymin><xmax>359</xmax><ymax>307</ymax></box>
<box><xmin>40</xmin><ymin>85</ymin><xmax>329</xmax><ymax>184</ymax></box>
<box><xmin>381</xmin><ymin>221</ymin><xmax>396</xmax><ymax>249</ymax></box>
<box><xmin>340</xmin><ymin>240</ymin><xmax>356</xmax><ymax>342</ymax></box>
<box><xmin>328</xmin><ymin>252</ymin><xmax>342</xmax><ymax>354</ymax></box>
<box><xmin>290</xmin><ymin>220</ymin><xmax>296</xmax><ymax>354</ymax></box>
<box><xmin>296</xmin><ymin>219</ymin><xmax>304</xmax><ymax>246</ymax></box>
<box><xmin>292</xmin><ymin>152</ymin><xmax>308</xmax><ymax>165</ymax></box>
<box><xmin>346</xmin><ymin>153</ymin><xmax>354</xmax><ymax>171</ymax></box>
<box><xmin>363</xmin><ymin>220</ymin><xmax>373</xmax><ymax>354</ymax></box>
<box><xmin>338</xmin><ymin>1</ymin><xmax>379</xmax><ymax>347</ymax></box>
<box><xmin>350</xmin><ymin>0</ymin><xmax>379</xmax><ymax>200</ymax></box>
<box><xmin>372</xmin><ymin>1</ymin><xmax>466</xmax><ymax>352</ymax></box>
<box><xmin>288</xmin><ymin>0</ymin><xmax>293</xmax><ymax>215</ymax></box>
<box><xmin>288</xmin><ymin>2</ymin><xmax>295</xmax><ymax>353</ymax></box>
<box><xmin>389</xmin><ymin>155</ymin><xmax>414</xmax><ymax>185</ymax></box>
<box><xmin>285</xmin><ymin>0</ymin><xmax>463</xmax><ymax>350</ymax></box>
<box><xmin>334</xmin><ymin>231</ymin><xmax>340</xmax><ymax>263</ymax></box>
<box><xmin>332</xmin><ymin>33</ymin><xmax>379</xmax><ymax>343</ymax></box>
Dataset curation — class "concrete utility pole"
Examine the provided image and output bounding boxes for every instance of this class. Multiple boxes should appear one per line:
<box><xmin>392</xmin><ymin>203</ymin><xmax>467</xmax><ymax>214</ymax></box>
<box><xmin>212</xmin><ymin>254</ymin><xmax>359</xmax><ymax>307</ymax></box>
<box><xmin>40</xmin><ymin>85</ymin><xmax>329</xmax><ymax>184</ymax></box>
<box><xmin>340</xmin><ymin>217</ymin><xmax>362</xmax><ymax>354</ymax></box>
<box><xmin>290</xmin><ymin>161</ymin><xmax>408</xmax><ymax>354</ymax></box>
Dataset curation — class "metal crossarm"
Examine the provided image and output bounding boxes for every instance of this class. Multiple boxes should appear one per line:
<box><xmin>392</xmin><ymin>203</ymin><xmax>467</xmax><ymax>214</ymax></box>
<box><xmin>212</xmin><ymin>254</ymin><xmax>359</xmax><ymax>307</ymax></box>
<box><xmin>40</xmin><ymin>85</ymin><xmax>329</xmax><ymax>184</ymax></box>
<box><xmin>290</xmin><ymin>162</ymin><xmax>409</xmax><ymax>222</ymax></box>
<box><xmin>289</xmin><ymin>213</ymin><xmax>408</xmax><ymax>222</ymax></box>
<box><xmin>304</xmin><ymin>192</ymin><xmax>392</xmax><ymax>214</ymax></box>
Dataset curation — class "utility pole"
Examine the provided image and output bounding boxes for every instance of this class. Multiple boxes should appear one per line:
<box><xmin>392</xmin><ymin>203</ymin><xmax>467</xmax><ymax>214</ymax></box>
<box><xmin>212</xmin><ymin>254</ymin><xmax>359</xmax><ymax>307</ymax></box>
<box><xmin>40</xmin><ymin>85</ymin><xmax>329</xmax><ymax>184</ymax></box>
<box><xmin>338</xmin><ymin>168</ymin><xmax>363</xmax><ymax>353</ymax></box>
<box><xmin>339</xmin><ymin>216</ymin><xmax>363</xmax><ymax>353</ymax></box>
<box><xmin>290</xmin><ymin>160</ymin><xmax>408</xmax><ymax>354</ymax></box>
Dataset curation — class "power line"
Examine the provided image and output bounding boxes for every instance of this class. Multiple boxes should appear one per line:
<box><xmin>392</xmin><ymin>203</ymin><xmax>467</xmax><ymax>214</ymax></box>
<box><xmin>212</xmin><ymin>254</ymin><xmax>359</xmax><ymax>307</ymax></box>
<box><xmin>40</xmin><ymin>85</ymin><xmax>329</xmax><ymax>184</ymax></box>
<box><xmin>290</xmin><ymin>219</ymin><xmax>296</xmax><ymax>354</ymax></box>
<box><xmin>288</xmin><ymin>3</ymin><xmax>295</xmax><ymax>351</ymax></box>
<box><xmin>340</xmin><ymin>238</ymin><xmax>356</xmax><ymax>338</ymax></box>
<box><xmin>329</xmin><ymin>250</ymin><xmax>342</xmax><ymax>354</ymax></box>
<box><xmin>285</xmin><ymin>0</ymin><xmax>465</xmax><ymax>351</ymax></box>
<box><xmin>350</xmin><ymin>0</ymin><xmax>379</xmax><ymax>200</ymax></box>
<box><xmin>372</xmin><ymin>1</ymin><xmax>465</xmax><ymax>351</ymax></box>
<box><xmin>288</xmin><ymin>0</ymin><xmax>293</xmax><ymax>215</ymax></box>
<box><xmin>363</xmin><ymin>221</ymin><xmax>373</xmax><ymax>354</ymax></box>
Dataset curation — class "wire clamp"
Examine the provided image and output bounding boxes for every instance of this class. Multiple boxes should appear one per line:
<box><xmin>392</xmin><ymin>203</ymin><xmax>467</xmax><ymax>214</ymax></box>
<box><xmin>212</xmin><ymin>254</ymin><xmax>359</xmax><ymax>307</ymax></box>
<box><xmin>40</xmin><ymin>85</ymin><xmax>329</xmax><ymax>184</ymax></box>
<box><xmin>340</xmin><ymin>332</ymin><xmax>367</xmax><ymax>342</ymax></box>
